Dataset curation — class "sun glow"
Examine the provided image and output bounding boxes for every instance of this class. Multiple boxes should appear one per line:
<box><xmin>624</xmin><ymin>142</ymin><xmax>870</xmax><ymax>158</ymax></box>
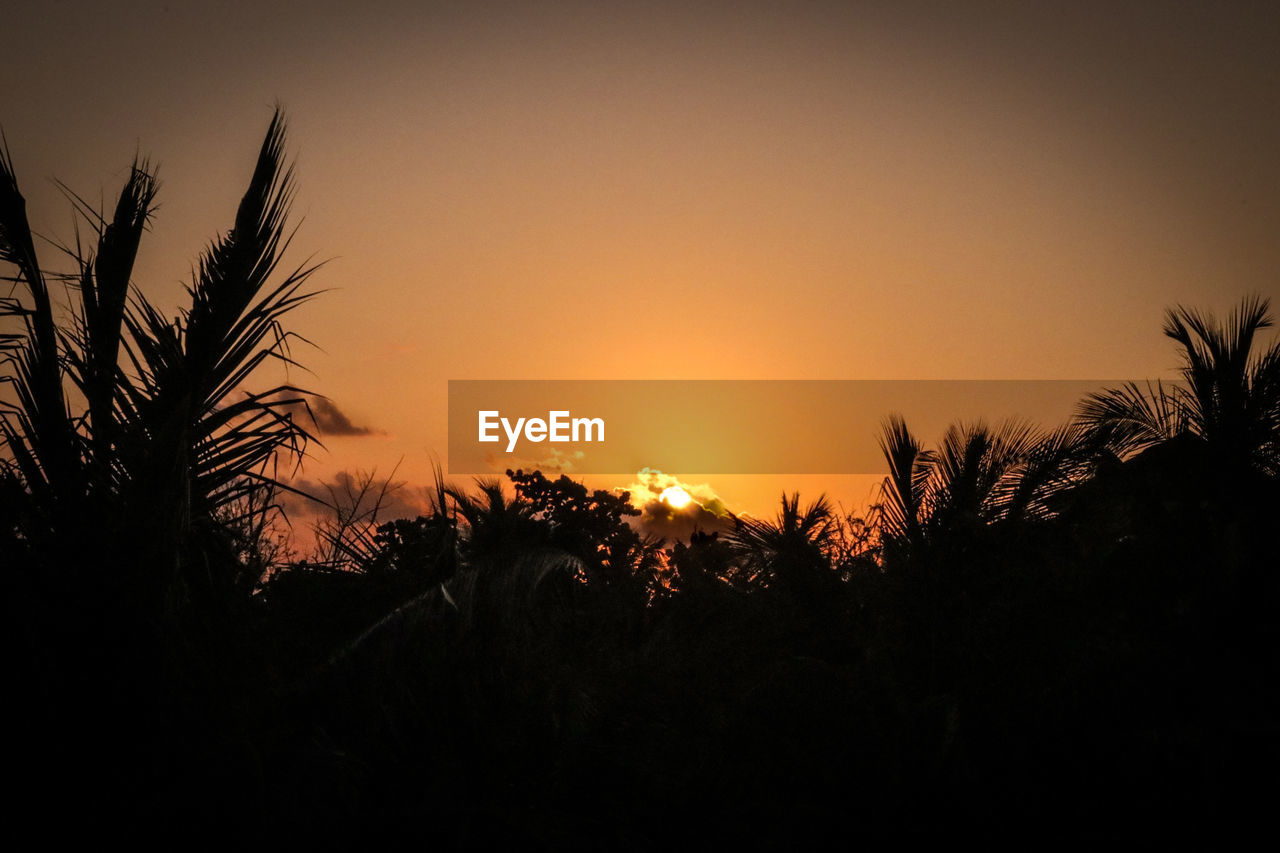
<box><xmin>660</xmin><ymin>486</ymin><xmax>692</xmax><ymax>509</ymax></box>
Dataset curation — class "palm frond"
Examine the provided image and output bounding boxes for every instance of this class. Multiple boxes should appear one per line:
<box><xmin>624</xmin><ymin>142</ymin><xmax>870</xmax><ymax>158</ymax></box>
<box><xmin>0</xmin><ymin>133</ymin><xmax>80</xmax><ymax>504</ymax></box>
<box><xmin>60</xmin><ymin>160</ymin><xmax>160</xmax><ymax>475</ymax></box>
<box><xmin>875</xmin><ymin>414</ymin><xmax>934</xmax><ymax>546</ymax></box>
<box><xmin>993</xmin><ymin>420</ymin><xmax>1092</xmax><ymax>523</ymax></box>
<box><xmin>727</xmin><ymin>492</ymin><xmax>833</xmax><ymax>565</ymax></box>
<box><xmin>117</xmin><ymin>108</ymin><xmax>319</xmax><ymax>531</ymax></box>
<box><xmin>1077</xmin><ymin>380</ymin><xmax>1186</xmax><ymax>457</ymax></box>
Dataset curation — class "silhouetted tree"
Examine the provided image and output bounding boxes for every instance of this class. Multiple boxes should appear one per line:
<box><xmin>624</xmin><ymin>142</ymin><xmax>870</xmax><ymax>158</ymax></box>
<box><xmin>1081</xmin><ymin>294</ymin><xmax>1280</xmax><ymax>475</ymax></box>
<box><xmin>726</xmin><ymin>492</ymin><xmax>834</xmax><ymax>591</ymax></box>
<box><xmin>0</xmin><ymin>108</ymin><xmax>317</xmax><ymax>624</ymax></box>
<box><xmin>1</xmin><ymin>107</ymin><xmax>324</xmax><ymax>833</ymax></box>
<box><xmin>506</xmin><ymin>468</ymin><xmax>662</xmax><ymax>589</ymax></box>
<box><xmin>875</xmin><ymin>415</ymin><xmax>1089</xmax><ymax>563</ymax></box>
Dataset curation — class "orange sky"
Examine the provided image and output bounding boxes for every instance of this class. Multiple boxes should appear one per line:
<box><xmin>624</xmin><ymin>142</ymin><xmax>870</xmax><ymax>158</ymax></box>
<box><xmin>6</xmin><ymin>1</ymin><xmax>1280</xmax><ymax>532</ymax></box>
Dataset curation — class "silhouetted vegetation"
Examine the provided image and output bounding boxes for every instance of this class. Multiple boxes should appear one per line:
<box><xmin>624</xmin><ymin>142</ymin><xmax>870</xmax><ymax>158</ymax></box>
<box><xmin>3</xmin><ymin>115</ymin><xmax>1278</xmax><ymax>843</ymax></box>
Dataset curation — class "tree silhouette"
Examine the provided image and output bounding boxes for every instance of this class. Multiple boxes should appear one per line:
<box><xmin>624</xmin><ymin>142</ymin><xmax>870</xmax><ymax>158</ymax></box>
<box><xmin>505</xmin><ymin>468</ymin><xmax>661</xmax><ymax>588</ymax></box>
<box><xmin>726</xmin><ymin>492</ymin><xmax>834</xmax><ymax>590</ymax></box>
<box><xmin>874</xmin><ymin>415</ymin><xmax>1088</xmax><ymax>561</ymax></box>
<box><xmin>446</xmin><ymin>474</ymin><xmax>542</xmax><ymax>560</ymax></box>
<box><xmin>2</xmin><ymin>109</ymin><xmax>328</xmax><ymax>834</ymax></box>
<box><xmin>1080</xmin><ymin>294</ymin><xmax>1280</xmax><ymax>475</ymax></box>
<box><xmin>1</xmin><ymin>109</ymin><xmax>318</xmax><ymax>621</ymax></box>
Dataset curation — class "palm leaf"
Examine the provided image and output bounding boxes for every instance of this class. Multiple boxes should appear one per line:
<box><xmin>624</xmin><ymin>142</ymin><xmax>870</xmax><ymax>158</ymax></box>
<box><xmin>875</xmin><ymin>414</ymin><xmax>934</xmax><ymax>546</ymax></box>
<box><xmin>1078</xmin><ymin>380</ymin><xmax>1186</xmax><ymax>457</ymax></box>
<box><xmin>0</xmin><ymin>133</ymin><xmax>80</xmax><ymax>505</ymax></box>
<box><xmin>59</xmin><ymin>160</ymin><xmax>160</xmax><ymax>478</ymax></box>
<box><xmin>118</xmin><ymin>108</ymin><xmax>320</xmax><ymax>533</ymax></box>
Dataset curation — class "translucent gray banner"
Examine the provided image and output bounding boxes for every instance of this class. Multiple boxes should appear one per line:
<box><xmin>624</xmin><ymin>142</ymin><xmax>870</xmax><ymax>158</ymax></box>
<box><xmin>448</xmin><ymin>379</ymin><xmax>1129</xmax><ymax>475</ymax></box>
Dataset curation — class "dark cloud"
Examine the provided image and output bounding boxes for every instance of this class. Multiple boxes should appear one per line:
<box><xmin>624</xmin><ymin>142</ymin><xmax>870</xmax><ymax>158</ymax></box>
<box><xmin>290</xmin><ymin>396</ymin><xmax>381</xmax><ymax>437</ymax></box>
<box><xmin>285</xmin><ymin>470</ymin><xmax>430</xmax><ymax>523</ymax></box>
<box><xmin>633</xmin><ymin>496</ymin><xmax>733</xmax><ymax>543</ymax></box>
<box><xmin>272</xmin><ymin>470</ymin><xmax>434</xmax><ymax>560</ymax></box>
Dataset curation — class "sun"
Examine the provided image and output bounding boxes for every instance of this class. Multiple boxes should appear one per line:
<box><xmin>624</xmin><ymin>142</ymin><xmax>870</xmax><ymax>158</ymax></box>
<box><xmin>660</xmin><ymin>485</ymin><xmax>692</xmax><ymax>509</ymax></box>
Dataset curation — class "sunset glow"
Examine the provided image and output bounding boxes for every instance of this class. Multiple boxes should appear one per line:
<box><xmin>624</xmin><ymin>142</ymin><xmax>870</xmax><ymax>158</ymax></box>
<box><xmin>3</xmin><ymin>2</ymin><xmax>1277</xmax><ymax>522</ymax></box>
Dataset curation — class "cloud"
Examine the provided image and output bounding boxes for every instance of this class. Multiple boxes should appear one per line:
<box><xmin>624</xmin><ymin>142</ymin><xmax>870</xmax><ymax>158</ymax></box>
<box><xmin>294</xmin><ymin>470</ymin><xmax>432</xmax><ymax>519</ymax></box>
<box><xmin>269</xmin><ymin>468</ymin><xmax>443</xmax><ymax>560</ymax></box>
<box><xmin>484</xmin><ymin>447</ymin><xmax>587</xmax><ymax>475</ymax></box>
<box><xmin>621</xmin><ymin>468</ymin><xmax>735</xmax><ymax>542</ymax></box>
<box><xmin>277</xmin><ymin>469</ymin><xmax>433</xmax><ymax>533</ymax></box>
<box><xmin>289</xmin><ymin>396</ymin><xmax>381</xmax><ymax>437</ymax></box>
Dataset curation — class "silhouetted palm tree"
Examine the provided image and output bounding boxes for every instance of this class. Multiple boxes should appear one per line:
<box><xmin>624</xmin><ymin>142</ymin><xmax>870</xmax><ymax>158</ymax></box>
<box><xmin>727</xmin><ymin>492</ymin><xmax>834</xmax><ymax>590</ymax></box>
<box><xmin>1</xmin><ymin>108</ymin><xmax>318</xmax><ymax>616</ymax></box>
<box><xmin>875</xmin><ymin>415</ymin><xmax>1089</xmax><ymax>557</ymax></box>
<box><xmin>1</xmin><ymin>146</ymin><xmax>157</xmax><ymax>539</ymax></box>
<box><xmin>1080</xmin><ymin>295</ymin><xmax>1280</xmax><ymax>475</ymax></box>
<box><xmin>446</xmin><ymin>476</ymin><xmax>541</xmax><ymax>558</ymax></box>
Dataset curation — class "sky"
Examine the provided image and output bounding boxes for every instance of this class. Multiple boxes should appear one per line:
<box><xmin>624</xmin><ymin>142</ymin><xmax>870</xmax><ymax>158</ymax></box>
<box><xmin>5</xmin><ymin>1</ymin><xmax>1280</xmax><ymax>538</ymax></box>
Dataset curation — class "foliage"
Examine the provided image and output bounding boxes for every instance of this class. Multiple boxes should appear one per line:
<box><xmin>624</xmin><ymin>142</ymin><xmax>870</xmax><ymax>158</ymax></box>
<box><xmin>874</xmin><ymin>415</ymin><xmax>1092</xmax><ymax>560</ymax></box>
<box><xmin>1</xmin><ymin>109</ymin><xmax>317</xmax><ymax>619</ymax></box>
<box><xmin>505</xmin><ymin>467</ymin><xmax>662</xmax><ymax>587</ymax></box>
<box><xmin>725</xmin><ymin>492</ymin><xmax>834</xmax><ymax>589</ymax></box>
<box><xmin>1081</xmin><ymin>294</ymin><xmax>1280</xmax><ymax>475</ymax></box>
